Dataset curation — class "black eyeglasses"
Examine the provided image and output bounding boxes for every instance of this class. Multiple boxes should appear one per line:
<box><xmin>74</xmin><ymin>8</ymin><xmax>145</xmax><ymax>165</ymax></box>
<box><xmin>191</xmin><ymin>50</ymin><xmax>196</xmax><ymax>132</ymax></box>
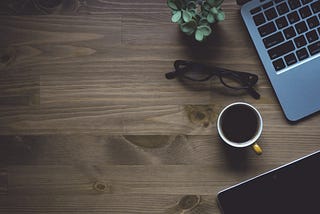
<box><xmin>165</xmin><ymin>60</ymin><xmax>260</xmax><ymax>99</ymax></box>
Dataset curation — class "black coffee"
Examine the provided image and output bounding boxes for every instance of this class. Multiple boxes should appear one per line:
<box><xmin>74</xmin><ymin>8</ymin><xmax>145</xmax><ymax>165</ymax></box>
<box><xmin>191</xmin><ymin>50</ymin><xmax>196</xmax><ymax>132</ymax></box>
<box><xmin>220</xmin><ymin>105</ymin><xmax>258</xmax><ymax>143</ymax></box>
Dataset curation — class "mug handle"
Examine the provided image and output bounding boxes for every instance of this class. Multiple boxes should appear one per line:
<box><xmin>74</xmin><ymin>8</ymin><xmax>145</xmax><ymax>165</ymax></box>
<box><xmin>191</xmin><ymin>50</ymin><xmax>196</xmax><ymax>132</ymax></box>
<box><xmin>252</xmin><ymin>143</ymin><xmax>262</xmax><ymax>155</ymax></box>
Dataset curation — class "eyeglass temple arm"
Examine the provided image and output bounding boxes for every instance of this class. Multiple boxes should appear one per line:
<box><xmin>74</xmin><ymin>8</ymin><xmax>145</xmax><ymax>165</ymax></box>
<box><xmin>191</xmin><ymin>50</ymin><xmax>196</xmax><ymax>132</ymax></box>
<box><xmin>165</xmin><ymin>71</ymin><xmax>177</xmax><ymax>79</ymax></box>
<box><xmin>215</xmin><ymin>67</ymin><xmax>259</xmax><ymax>83</ymax></box>
<box><xmin>213</xmin><ymin>67</ymin><xmax>260</xmax><ymax>99</ymax></box>
<box><xmin>247</xmin><ymin>87</ymin><xmax>261</xmax><ymax>99</ymax></box>
<box><xmin>227</xmin><ymin>70</ymin><xmax>260</xmax><ymax>99</ymax></box>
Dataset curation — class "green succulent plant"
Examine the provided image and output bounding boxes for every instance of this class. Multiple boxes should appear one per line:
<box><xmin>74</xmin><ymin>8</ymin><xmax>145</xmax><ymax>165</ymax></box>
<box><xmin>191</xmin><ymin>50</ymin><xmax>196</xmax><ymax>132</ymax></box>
<box><xmin>167</xmin><ymin>0</ymin><xmax>225</xmax><ymax>42</ymax></box>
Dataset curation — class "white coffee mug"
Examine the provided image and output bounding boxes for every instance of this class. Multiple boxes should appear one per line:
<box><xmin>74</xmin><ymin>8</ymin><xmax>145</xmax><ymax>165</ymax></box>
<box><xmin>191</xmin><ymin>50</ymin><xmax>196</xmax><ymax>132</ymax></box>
<box><xmin>217</xmin><ymin>102</ymin><xmax>263</xmax><ymax>155</ymax></box>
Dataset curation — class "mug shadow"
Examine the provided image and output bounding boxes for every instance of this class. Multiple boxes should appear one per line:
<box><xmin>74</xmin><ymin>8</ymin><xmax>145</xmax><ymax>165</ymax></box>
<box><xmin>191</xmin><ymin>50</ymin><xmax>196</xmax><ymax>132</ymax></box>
<box><xmin>218</xmin><ymin>137</ymin><xmax>251</xmax><ymax>172</ymax></box>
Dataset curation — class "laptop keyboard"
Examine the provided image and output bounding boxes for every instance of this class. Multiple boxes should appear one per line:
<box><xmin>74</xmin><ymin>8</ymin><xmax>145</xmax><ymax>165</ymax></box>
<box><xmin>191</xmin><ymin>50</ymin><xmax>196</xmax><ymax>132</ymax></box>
<box><xmin>251</xmin><ymin>0</ymin><xmax>320</xmax><ymax>71</ymax></box>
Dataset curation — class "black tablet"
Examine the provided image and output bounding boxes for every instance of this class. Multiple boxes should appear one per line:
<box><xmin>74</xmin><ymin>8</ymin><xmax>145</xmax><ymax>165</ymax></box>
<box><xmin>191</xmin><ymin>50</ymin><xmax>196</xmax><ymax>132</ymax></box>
<box><xmin>217</xmin><ymin>150</ymin><xmax>320</xmax><ymax>214</ymax></box>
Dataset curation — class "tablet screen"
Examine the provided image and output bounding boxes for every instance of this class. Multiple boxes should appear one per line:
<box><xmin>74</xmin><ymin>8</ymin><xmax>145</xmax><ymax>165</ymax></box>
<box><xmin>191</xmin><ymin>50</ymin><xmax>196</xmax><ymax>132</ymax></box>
<box><xmin>217</xmin><ymin>150</ymin><xmax>320</xmax><ymax>214</ymax></box>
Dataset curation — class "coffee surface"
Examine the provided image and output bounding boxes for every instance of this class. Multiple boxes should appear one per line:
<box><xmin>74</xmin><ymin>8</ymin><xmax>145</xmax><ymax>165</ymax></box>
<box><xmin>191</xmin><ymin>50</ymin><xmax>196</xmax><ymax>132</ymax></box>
<box><xmin>221</xmin><ymin>105</ymin><xmax>258</xmax><ymax>143</ymax></box>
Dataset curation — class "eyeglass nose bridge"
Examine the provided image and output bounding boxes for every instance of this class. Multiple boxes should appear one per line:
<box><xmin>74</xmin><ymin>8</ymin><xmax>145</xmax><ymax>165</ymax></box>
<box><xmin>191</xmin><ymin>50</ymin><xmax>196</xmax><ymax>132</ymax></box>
<box><xmin>235</xmin><ymin>72</ymin><xmax>259</xmax><ymax>87</ymax></box>
<box><xmin>247</xmin><ymin>74</ymin><xmax>258</xmax><ymax>85</ymax></box>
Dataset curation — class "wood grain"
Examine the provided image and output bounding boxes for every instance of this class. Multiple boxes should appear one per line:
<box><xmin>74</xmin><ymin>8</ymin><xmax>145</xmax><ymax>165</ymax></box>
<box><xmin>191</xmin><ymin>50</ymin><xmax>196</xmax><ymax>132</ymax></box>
<box><xmin>0</xmin><ymin>0</ymin><xmax>169</xmax><ymax>15</ymax></box>
<box><xmin>0</xmin><ymin>0</ymin><xmax>320</xmax><ymax>213</ymax></box>
<box><xmin>0</xmin><ymin>10</ymin><xmax>278</xmax><ymax>135</ymax></box>
<box><xmin>0</xmin><ymin>194</ymin><xmax>217</xmax><ymax>214</ymax></box>
<box><xmin>1</xmin><ymin>134</ymin><xmax>319</xmax><ymax>166</ymax></box>
<box><xmin>0</xmin><ymin>134</ymin><xmax>318</xmax><ymax>213</ymax></box>
<box><xmin>0</xmin><ymin>169</ymin><xmax>7</xmax><ymax>195</ymax></box>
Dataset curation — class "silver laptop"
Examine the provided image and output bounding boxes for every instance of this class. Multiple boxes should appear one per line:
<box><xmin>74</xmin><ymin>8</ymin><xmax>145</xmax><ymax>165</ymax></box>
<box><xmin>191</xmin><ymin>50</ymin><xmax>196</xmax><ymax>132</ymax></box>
<box><xmin>240</xmin><ymin>0</ymin><xmax>320</xmax><ymax>121</ymax></box>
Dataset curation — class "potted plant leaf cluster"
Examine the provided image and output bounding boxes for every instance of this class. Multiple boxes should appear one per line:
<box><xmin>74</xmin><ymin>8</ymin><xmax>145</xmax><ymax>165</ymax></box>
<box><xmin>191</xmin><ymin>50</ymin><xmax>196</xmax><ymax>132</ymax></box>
<box><xmin>167</xmin><ymin>0</ymin><xmax>225</xmax><ymax>42</ymax></box>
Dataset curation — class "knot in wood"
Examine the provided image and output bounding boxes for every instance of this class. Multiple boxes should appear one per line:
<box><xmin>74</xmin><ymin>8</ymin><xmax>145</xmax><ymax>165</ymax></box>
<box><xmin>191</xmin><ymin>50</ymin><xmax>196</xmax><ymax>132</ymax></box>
<box><xmin>194</xmin><ymin>111</ymin><xmax>206</xmax><ymax>120</ymax></box>
<box><xmin>93</xmin><ymin>181</ymin><xmax>110</xmax><ymax>193</ymax></box>
<box><xmin>185</xmin><ymin>105</ymin><xmax>216</xmax><ymax>127</ymax></box>
<box><xmin>178</xmin><ymin>195</ymin><xmax>201</xmax><ymax>210</ymax></box>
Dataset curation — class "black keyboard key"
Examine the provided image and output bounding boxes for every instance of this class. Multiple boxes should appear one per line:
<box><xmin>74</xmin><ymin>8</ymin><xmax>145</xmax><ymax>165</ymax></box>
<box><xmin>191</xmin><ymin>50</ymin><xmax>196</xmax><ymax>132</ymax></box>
<box><xmin>262</xmin><ymin>1</ymin><xmax>274</xmax><ymax>9</ymax></box>
<box><xmin>258</xmin><ymin>22</ymin><xmax>276</xmax><ymax>37</ymax></box>
<box><xmin>275</xmin><ymin>0</ymin><xmax>284</xmax><ymax>3</ymax></box>
<box><xmin>308</xmin><ymin>41</ymin><xmax>320</xmax><ymax>55</ymax></box>
<box><xmin>287</xmin><ymin>11</ymin><xmax>300</xmax><ymax>24</ymax></box>
<box><xmin>284</xmin><ymin>26</ymin><xmax>296</xmax><ymax>39</ymax></box>
<box><xmin>273</xmin><ymin>58</ymin><xmax>286</xmax><ymax>71</ymax></box>
<box><xmin>284</xmin><ymin>53</ymin><xmax>297</xmax><ymax>66</ymax></box>
<box><xmin>295</xmin><ymin>21</ymin><xmax>308</xmax><ymax>34</ymax></box>
<box><xmin>307</xmin><ymin>16</ymin><xmax>320</xmax><ymax>29</ymax></box>
<box><xmin>275</xmin><ymin>16</ymin><xmax>288</xmax><ymax>29</ymax></box>
<box><xmin>276</xmin><ymin>2</ymin><xmax>289</xmax><ymax>15</ymax></box>
<box><xmin>265</xmin><ymin>8</ymin><xmax>278</xmax><ymax>20</ymax></box>
<box><xmin>253</xmin><ymin>13</ymin><xmax>266</xmax><ymax>26</ymax></box>
<box><xmin>263</xmin><ymin>32</ymin><xmax>285</xmax><ymax>48</ymax></box>
<box><xmin>288</xmin><ymin>0</ymin><xmax>301</xmax><ymax>10</ymax></box>
<box><xmin>250</xmin><ymin>7</ymin><xmax>261</xmax><ymax>14</ymax></box>
<box><xmin>294</xmin><ymin>35</ymin><xmax>307</xmax><ymax>48</ymax></box>
<box><xmin>299</xmin><ymin>6</ymin><xmax>312</xmax><ymax>18</ymax></box>
<box><xmin>268</xmin><ymin>40</ymin><xmax>295</xmax><ymax>59</ymax></box>
<box><xmin>311</xmin><ymin>1</ymin><xmax>320</xmax><ymax>13</ymax></box>
<box><xmin>306</xmin><ymin>30</ymin><xmax>319</xmax><ymax>43</ymax></box>
<box><xmin>301</xmin><ymin>0</ymin><xmax>312</xmax><ymax>5</ymax></box>
<box><xmin>296</xmin><ymin>48</ymin><xmax>309</xmax><ymax>60</ymax></box>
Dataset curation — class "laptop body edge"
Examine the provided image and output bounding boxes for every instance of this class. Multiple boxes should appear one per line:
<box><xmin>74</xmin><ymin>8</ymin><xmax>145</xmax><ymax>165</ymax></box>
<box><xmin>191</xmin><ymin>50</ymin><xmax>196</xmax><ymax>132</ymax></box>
<box><xmin>240</xmin><ymin>0</ymin><xmax>320</xmax><ymax>121</ymax></box>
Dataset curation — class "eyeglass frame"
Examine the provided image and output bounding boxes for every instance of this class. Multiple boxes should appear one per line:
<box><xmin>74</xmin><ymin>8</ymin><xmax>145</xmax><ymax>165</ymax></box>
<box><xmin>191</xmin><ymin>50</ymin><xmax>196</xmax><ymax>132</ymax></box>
<box><xmin>165</xmin><ymin>60</ymin><xmax>260</xmax><ymax>99</ymax></box>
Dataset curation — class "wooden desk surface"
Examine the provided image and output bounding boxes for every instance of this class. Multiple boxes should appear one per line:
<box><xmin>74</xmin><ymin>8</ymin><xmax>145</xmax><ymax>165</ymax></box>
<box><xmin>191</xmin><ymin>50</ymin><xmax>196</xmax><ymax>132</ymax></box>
<box><xmin>0</xmin><ymin>0</ymin><xmax>319</xmax><ymax>213</ymax></box>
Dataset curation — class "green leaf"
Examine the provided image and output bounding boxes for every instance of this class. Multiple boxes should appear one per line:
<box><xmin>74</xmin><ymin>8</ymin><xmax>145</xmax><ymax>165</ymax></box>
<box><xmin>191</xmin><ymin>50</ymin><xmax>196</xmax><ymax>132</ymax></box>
<box><xmin>180</xmin><ymin>20</ymin><xmax>197</xmax><ymax>34</ymax></box>
<box><xmin>202</xmin><ymin>11</ymin><xmax>209</xmax><ymax>17</ymax></box>
<box><xmin>199</xmin><ymin>17</ymin><xmax>209</xmax><ymax>26</ymax></box>
<box><xmin>203</xmin><ymin>2</ymin><xmax>211</xmax><ymax>11</ymax></box>
<box><xmin>210</xmin><ymin>7</ymin><xmax>219</xmax><ymax>15</ymax></box>
<box><xmin>189</xmin><ymin>8</ymin><xmax>196</xmax><ymax>16</ymax></box>
<box><xmin>182</xmin><ymin>10</ymin><xmax>193</xmax><ymax>22</ymax></box>
<box><xmin>167</xmin><ymin>0</ymin><xmax>178</xmax><ymax>10</ymax></box>
<box><xmin>198</xmin><ymin>25</ymin><xmax>212</xmax><ymax>36</ymax></box>
<box><xmin>216</xmin><ymin>0</ymin><xmax>224</xmax><ymax>7</ymax></box>
<box><xmin>171</xmin><ymin>11</ymin><xmax>182</xmax><ymax>22</ymax></box>
<box><xmin>187</xmin><ymin>1</ymin><xmax>196</xmax><ymax>9</ymax></box>
<box><xmin>184</xmin><ymin>29</ymin><xmax>194</xmax><ymax>36</ymax></box>
<box><xmin>216</xmin><ymin>11</ymin><xmax>225</xmax><ymax>21</ymax></box>
<box><xmin>195</xmin><ymin>29</ymin><xmax>204</xmax><ymax>41</ymax></box>
<box><xmin>207</xmin><ymin>13</ymin><xmax>215</xmax><ymax>23</ymax></box>
<box><xmin>207</xmin><ymin>0</ymin><xmax>216</xmax><ymax>6</ymax></box>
